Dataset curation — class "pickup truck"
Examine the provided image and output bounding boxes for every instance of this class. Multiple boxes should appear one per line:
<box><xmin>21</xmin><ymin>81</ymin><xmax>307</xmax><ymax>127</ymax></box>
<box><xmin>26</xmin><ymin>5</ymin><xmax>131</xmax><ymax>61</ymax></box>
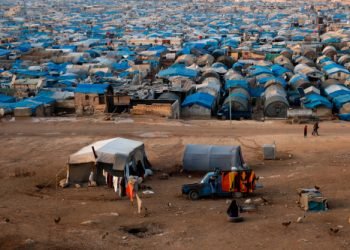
<box><xmin>182</xmin><ymin>170</ymin><xmax>260</xmax><ymax>200</ymax></box>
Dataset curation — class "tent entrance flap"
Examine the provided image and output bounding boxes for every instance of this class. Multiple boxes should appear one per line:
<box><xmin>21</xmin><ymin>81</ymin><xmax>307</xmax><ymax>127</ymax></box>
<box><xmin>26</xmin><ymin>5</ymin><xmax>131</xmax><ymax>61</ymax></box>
<box><xmin>68</xmin><ymin>162</ymin><xmax>95</xmax><ymax>183</ymax></box>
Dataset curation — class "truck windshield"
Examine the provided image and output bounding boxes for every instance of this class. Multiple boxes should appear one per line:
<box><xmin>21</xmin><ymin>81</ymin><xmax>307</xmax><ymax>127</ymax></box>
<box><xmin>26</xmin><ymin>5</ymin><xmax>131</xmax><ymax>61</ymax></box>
<box><xmin>200</xmin><ymin>173</ymin><xmax>213</xmax><ymax>183</ymax></box>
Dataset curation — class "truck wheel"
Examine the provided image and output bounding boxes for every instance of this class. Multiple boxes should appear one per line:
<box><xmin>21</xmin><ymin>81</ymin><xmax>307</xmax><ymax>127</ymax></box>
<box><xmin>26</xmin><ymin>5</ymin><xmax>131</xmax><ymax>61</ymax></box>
<box><xmin>189</xmin><ymin>190</ymin><xmax>199</xmax><ymax>200</ymax></box>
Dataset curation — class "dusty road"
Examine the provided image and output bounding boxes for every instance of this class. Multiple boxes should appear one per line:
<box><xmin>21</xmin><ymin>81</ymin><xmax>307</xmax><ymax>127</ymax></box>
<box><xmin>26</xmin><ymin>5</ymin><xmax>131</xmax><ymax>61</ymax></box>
<box><xmin>0</xmin><ymin>116</ymin><xmax>350</xmax><ymax>249</ymax></box>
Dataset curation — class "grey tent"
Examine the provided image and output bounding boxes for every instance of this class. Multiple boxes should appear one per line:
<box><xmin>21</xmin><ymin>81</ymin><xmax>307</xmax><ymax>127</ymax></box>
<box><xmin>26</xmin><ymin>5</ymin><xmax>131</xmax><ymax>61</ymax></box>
<box><xmin>183</xmin><ymin>144</ymin><xmax>245</xmax><ymax>172</ymax></box>
<box><xmin>67</xmin><ymin>138</ymin><xmax>149</xmax><ymax>183</ymax></box>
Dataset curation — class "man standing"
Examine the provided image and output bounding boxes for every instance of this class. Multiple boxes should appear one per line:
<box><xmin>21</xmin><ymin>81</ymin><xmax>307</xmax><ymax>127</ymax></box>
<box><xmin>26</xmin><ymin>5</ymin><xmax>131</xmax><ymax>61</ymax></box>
<box><xmin>209</xmin><ymin>175</ymin><xmax>217</xmax><ymax>198</ymax></box>
<box><xmin>312</xmin><ymin>122</ymin><xmax>319</xmax><ymax>136</ymax></box>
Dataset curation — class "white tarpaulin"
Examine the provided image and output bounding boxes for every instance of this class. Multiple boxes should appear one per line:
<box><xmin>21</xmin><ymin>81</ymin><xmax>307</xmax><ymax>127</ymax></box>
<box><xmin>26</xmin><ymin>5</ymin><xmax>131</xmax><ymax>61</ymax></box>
<box><xmin>69</xmin><ymin>137</ymin><xmax>145</xmax><ymax>171</ymax></box>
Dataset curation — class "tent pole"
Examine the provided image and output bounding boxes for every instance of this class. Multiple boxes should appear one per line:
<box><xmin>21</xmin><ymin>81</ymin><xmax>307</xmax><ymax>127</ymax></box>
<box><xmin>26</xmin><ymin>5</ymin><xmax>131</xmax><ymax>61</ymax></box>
<box><xmin>92</xmin><ymin>146</ymin><xmax>97</xmax><ymax>159</ymax></box>
<box><xmin>229</xmin><ymin>88</ymin><xmax>232</xmax><ymax>124</ymax></box>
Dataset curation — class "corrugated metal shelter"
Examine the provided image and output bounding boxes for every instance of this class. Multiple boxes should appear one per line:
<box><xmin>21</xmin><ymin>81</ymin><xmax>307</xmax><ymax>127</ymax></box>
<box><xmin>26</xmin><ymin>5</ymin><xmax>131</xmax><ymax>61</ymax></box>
<box><xmin>264</xmin><ymin>84</ymin><xmax>289</xmax><ymax>118</ymax></box>
<box><xmin>183</xmin><ymin>144</ymin><xmax>245</xmax><ymax>172</ymax></box>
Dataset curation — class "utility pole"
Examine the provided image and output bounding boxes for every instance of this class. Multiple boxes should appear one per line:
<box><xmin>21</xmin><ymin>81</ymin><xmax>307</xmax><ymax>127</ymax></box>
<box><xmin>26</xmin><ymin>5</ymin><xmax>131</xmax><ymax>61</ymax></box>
<box><xmin>229</xmin><ymin>88</ymin><xmax>232</xmax><ymax>123</ymax></box>
<box><xmin>22</xmin><ymin>0</ymin><xmax>27</xmax><ymax>18</ymax></box>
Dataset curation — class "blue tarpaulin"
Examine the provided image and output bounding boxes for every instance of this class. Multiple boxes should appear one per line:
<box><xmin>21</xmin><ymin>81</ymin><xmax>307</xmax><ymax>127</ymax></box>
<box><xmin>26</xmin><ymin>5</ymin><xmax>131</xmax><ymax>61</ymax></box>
<box><xmin>112</xmin><ymin>60</ymin><xmax>131</xmax><ymax>71</ymax></box>
<box><xmin>332</xmin><ymin>94</ymin><xmax>350</xmax><ymax>109</ymax></box>
<box><xmin>271</xmin><ymin>64</ymin><xmax>291</xmax><ymax>77</ymax></box>
<box><xmin>74</xmin><ymin>84</ymin><xmax>110</xmax><ymax>94</ymax></box>
<box><xmin>339</xmin><ymin>113</ymin><xmax>350</xmax><ymax>121</ymax></box>
<box><xmin>158</xmin><ymin>64</ymin><xmax>198</xmax><ymax>79</ymax></box>
<box><xmin>182</xmin><ymin>92</ymin><xmax>215</xmax><ymax>109</ymax></box>
<box><xmin>303</xmin><ymin>93</ymin><xmax>332</xmax><ymax>109</ymax></box>
<box><xmin>325</xmin><ymin>85</ymin><xmax>350</xmax><ymax>99</ymax></box>
<box><xmin>225</xmin><ymin>80</ymin><xmax>249</xmax><ymax>90</ymax></box>
<box><xmin>0</xmin><ymin>49</ymin><xmax>10</xmax><ymax>57</ymax></box>
<box><xmin>248</xmin><ymin>65</ymin><xmax>272</xmax><ymax>77</ymax></box>
<box><xmin>0</xmin><ymin>94</ymin><xmax>15</xmax><ymax>103</ymax></box>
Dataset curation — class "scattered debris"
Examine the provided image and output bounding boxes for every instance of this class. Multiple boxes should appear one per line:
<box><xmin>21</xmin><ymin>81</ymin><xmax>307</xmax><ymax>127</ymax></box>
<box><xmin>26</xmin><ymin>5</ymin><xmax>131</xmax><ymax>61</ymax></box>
<box><xmin>24</xmin><ymin>239</ymin><xmax>35</xmax><ymax>245</ymax></box>
<box><xmin>241</xmin><ymin>204</ymin><xmax>257</xmax><ymax>212</ymax></box>
<box><xmin>297</xmin><ymin>188</ymin><xmax>328</xmax><ymax>211</ymax></box>
<box><xmin>159</xmin><ymin>173</ymin><xmax>169</xmax><ymax>180</ymax></box>
<box><xmin>99</xmin><ymin>212</ymin><xmax>119</xmax><ymax>217</ymax></box>
<box><xmin>81</xmin><ymin>220</ymin><xmax>99</xmax><ymax>225</ymax></box>
<box><xmin>75</xmin><ymin>184</ymin><xmax>81</xmax><ymax>188</ymax></box>
<box><xmin>329</xmin><ymin>227</ymin><xmax>340</xmax><ymax>235</ymax></box>
<box><xmin>282</xmin><ymin>221</ymin><xmax>292</xmax><ymax>228</ymax></box>
<box><xmin>101</xmin><ymin>232</ymin><xmax>109</xmax><ymax>239</ymax></box>
<box><xmin>296</xmin><ymin>217</ymin><xmax>304</xmax><ymax>223</ymax></box>
<box><xmin>54</xmin><ymin>216</ymin><xmax>61</xmax><ymax>224</ymax></box>
<box><xmin>253</xmin><ymin>197</ymin><xmax>269</xmax><ymax>205</ymax></box>
<box><xmin>142</xmin><ymin>190</ymin><xmax>155</xmax><ymax>195</ymax></box>
<box><xmin>244</xmin><ymin>199</ymin><xmax>252</xmax><ymax>204</ymax></box>
<box><xmin>59</xmin><ymin>178</ymin><xmax>69</xmax><ymax>188</ymax></box>
<box><xmin>0</xmin><ymin>217</ymin><xmax>10</xmax><ymax>224</ymax></box>
<box><xmin>88</xmin><ymin>181</ymin><xmax>97</xmax><ymax>187</ymax></box>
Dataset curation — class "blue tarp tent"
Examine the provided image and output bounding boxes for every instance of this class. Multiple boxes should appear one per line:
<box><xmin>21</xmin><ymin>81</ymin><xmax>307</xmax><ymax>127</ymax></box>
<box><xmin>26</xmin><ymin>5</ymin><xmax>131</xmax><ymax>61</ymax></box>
<box><xmin>332</xmin><ymin>95</ymin><xmax>350</xmax><ymax>109</ymax></box>
<box><xmin>303</xmin><ymin>93</ymin><xmax>332</xmax><ymax>109</ymax></box>
<box><xmin>225</xmin><ymin>79</ymin><xmax>249</xmax><ymax>90</ymax></box>
<box><xmin>248</xmin><ymin>65</ymin><xmax>272</xmax><ymax>77</ymax></box>
<box><xmin>74</xmin><ymin>84</ymin><xmax>110</xmax><ymax>94</ymax></box>
<box><xmin>325</xmin><ymin>85</ymin><xmax>350</xmax><ymax>99</ymax></box>
<box><xmin>0</xmin><ymin>49</ymin><xmax>10</xmax><ymax>57</ymax></box>
<box><xmin>271</xmin><ymin>64</ymin><xmax>291</xmax><ymax>77</ymax></box>
<box><xmin>182</xmin><ymin>92</ymin><xmax>215</xmax><ymax>109</ymax></box>
<box><xmin>158</xmin><ymin>64</ymin><xmax>198</xmax><ymax>79</ymax></box>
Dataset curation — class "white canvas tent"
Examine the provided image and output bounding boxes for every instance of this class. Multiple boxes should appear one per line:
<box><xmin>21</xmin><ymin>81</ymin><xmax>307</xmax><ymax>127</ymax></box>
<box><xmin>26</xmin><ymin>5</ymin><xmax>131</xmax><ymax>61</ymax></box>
<box><xmin>67</xmin><ymin>138</ymin><xmax>148</xmax><ymax>183</ymax></box>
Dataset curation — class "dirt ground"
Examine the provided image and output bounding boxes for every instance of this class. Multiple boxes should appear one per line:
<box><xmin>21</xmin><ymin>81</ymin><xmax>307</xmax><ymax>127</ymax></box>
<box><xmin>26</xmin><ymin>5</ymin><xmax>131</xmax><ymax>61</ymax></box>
<box><xmin>0</xmin><ymin>116</ymin><xmax>350</xmax><ymax>250</ymax></box>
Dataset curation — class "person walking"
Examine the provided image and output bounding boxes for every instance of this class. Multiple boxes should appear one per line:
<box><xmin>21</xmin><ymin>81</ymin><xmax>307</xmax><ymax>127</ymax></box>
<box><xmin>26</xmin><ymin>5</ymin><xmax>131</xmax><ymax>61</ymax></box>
<box><xmin>126</xmin><ymin>176</ymin><xmax>143</xmax><ymax>214</ymax></box>
<box><xmin>304</xmin><ymin>125</ymin><xmax>308</xmax><ymax>138</ymax></box>
<box><xmin>312</xmin><ymin>122</ymin><xmax>319</xmax><ymax>136</ymax></box>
